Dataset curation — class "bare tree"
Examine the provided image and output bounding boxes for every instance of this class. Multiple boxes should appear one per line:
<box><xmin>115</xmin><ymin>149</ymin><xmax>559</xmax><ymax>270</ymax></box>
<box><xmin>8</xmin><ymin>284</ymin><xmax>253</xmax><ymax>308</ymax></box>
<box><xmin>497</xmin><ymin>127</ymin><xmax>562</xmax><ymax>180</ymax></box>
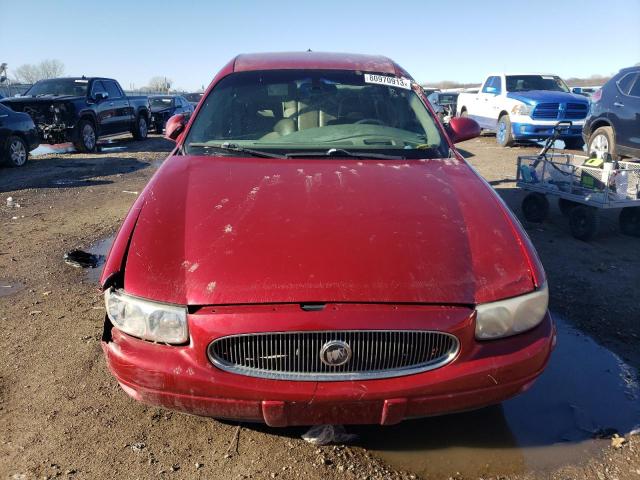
<box><xmin>12</xmin><ymin>59</ymin><xmax>65</xmax><ymax>83</ymax></box>
<box><xmin>147</xmin><ymin>76</ymin><xmax>173</xmax><ymax>93</ymax></box>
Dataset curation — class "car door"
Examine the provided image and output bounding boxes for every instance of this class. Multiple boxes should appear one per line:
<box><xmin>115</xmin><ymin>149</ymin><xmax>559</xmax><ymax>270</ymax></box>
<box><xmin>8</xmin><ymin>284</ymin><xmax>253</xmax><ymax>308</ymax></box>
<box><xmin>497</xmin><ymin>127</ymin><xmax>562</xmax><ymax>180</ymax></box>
<box><xmin>611</xmin><ymin>72</ymin><xmax>640</xmax><ymax>153</ymax></box>
<box><xmin>103</xmin><ymin>80</ymin><xmax>131</xmax><ymax>134</ymax></box>
<box><xmin>179</xmin><ymin>97</ymin><xmax>194</xmax><ymax>119</ymax></box>
<box><xmin>91</xmin><ymin>80</ymin><xmax>118</xmax><ymax>135</ymax></box>
<box><xmin>475</xmin><ymin>76</ymin><xmax>501</xmax><ymax>129</ymax></box>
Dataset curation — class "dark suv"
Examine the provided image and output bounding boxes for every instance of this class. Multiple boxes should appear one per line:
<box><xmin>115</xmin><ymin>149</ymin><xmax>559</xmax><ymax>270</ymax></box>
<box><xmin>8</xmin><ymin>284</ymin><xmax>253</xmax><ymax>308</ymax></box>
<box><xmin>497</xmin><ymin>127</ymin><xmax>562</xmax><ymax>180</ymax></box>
<box><xmin>583</xmin><ymin>66</ymin><xmax>640</xmax><ymax>158</ymax></box>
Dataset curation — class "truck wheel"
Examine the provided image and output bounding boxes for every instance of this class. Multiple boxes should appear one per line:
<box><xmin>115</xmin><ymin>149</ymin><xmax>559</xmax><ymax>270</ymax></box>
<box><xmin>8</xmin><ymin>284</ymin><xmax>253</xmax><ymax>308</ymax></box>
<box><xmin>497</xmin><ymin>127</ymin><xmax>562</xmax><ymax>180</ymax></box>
<box><xmin>73</xmin><ymin>120</ymin><xmax>97</xmax><ymax>153</ymax></box>
<box><xmin>558</xmin><ymin>198</ymin><xmax>579</xmax><ymax>216</ymax></box>
<box><xmin>619</xmin><ymin>207</ymin><xmax>640</xmax><ymax>237</ymax></box>
<box><xmin>3</xmin><ymin>135</ymin><xmax>28</xmax><ymax>167</ymax></box>
<box><xmin>569</xmin><ymin>205</ymin><xmax>599</xmax><ymax>241</ymax></box>
<box><xmin>132</xmin><ymin>115</ymin><xmax>148</xmax><ymax>140</ymax></box>
<box><xmin>522</xmin><ymin>193</ymin><xmax>549</xmax><ymax>222</ymax></box>
<box><xmin>563</xmin><ymin>138</ymin><xmax>584</xmax><ymax>150</ymax></box>
<box><xmin>496</xmin><ymin>115</ymin><xmax>514</xmax><ymax>147</ymax></box>
<box><xmin>588</xmin><ymin>126</ymin><xmax>616</xmax><ymax>159</ymax></box>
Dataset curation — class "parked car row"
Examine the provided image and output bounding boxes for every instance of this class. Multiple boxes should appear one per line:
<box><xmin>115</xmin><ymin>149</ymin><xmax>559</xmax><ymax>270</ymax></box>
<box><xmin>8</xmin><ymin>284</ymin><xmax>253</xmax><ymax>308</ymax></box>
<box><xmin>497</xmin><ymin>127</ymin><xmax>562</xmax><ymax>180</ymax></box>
<box><xmin>0</xmin><ymin>76</ymin><xmax>206</xmax><ymax>167</ymax></box>
<box><xmin>448</xmin><ymin>69</ymin><xmax>639</xmax><ymax>159</ymax></box>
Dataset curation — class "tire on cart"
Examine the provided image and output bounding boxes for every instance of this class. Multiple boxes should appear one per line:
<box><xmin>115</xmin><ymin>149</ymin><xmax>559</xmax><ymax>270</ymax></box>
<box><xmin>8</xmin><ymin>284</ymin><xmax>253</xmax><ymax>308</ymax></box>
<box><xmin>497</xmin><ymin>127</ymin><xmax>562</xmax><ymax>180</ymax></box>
<box><xmin>619</xmin><ymin>207</ymin><xmax>640</xmax><ymax>237</ymax></box>
<box><xmin>558</xmin><ymin>198</ymin><xmax>579</xmax><ymax>217</ymax></box>
<box><xmin>522</xmin><ymin>193</ymin><xmax>549</xmax><ymax>223</ymax></box>
<box><xmin>569</xmin><ymin>205</ymin><xmax>599</xmax><ymax>241</ymax></box>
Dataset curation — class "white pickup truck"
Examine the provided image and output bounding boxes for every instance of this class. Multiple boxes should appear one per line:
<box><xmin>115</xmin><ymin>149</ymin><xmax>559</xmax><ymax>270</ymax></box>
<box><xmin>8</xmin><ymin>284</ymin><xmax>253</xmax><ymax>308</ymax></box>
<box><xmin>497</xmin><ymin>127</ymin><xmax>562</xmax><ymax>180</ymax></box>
<box><xmin>456</xmin><ymin>73</ymin><xmax>590</xmax><ymax>148</ymax></box>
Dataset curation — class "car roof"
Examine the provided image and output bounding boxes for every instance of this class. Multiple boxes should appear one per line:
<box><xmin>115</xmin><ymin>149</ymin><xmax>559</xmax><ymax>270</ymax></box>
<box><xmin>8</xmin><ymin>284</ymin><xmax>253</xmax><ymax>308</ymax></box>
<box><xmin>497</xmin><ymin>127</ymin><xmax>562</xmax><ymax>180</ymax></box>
<box><xmin>233</xmin><ymin>51</ymin><xmax>410</xmax><ymax>78</ymax></box>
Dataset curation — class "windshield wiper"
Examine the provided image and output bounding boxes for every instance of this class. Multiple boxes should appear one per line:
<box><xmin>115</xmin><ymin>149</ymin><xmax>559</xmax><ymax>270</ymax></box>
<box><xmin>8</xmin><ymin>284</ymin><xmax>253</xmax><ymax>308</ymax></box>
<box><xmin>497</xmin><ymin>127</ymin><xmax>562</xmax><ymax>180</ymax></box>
<box><xmin>188</xmin><ymin>142</ymin><xmax>287</xmax><ymax>159</ymax></box>
<box><xmin>286</xmin><ymin>148</ymin><xmax>405</xmax><ymax>160</ymax></box>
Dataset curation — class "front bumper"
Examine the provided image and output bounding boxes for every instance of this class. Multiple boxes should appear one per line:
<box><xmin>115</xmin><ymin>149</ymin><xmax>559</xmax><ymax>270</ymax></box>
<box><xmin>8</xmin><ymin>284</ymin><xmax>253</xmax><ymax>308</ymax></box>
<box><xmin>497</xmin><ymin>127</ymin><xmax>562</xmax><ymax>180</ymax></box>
<box><xmin>511</xmin><ymin>119</ymin><xmax>584</xmax><ymax>140</ymax></box>
<box><xmin>101</xmin><ymin>304</ymin><xmax>555</xmax><ymax>426</ymax></box>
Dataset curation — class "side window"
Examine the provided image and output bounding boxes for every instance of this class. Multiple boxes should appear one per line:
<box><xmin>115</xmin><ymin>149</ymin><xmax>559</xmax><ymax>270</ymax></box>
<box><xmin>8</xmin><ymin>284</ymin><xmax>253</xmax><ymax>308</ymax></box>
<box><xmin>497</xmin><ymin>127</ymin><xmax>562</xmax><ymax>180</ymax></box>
<box><xmin>104</xmin><ymin>81</ymin><xmax>122</xmax><ymax>99</ymax></box>
<box><xmin>616</xmin><ymin>73</ymin><xmax>636</xmax><ymax>95</ymax></box>
<box><xmin>493</xmin><ymin>76</ymin><xmax>502</xmax><ymax>94</ymax></box>
<box><xmin>176</xmin><ymin>98</ymin><xmax>183</xmax><ymax>107</ymax></box>
<box><xmin>91</xmin><ymin>80</ymin><xmax>107</xmax><ymax>97</ymax></box>
<box><xmin>629</xmin><ymin>75</ymin><xmax>640</xmax><ymax>97</ymax></box>
<box><xmin>482</xmin><ymin>77</ymin><xmax>500</xmax><ymax>94</ymax></box>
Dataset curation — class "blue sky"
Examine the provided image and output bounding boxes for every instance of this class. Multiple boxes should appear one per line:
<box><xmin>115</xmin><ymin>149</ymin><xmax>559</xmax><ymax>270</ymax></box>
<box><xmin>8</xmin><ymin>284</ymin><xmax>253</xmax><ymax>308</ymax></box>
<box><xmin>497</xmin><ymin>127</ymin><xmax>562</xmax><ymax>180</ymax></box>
<box><xmin>1</xmin><ymin>0</ymin><xmax>639</xmax><ymax>91</ymax></box>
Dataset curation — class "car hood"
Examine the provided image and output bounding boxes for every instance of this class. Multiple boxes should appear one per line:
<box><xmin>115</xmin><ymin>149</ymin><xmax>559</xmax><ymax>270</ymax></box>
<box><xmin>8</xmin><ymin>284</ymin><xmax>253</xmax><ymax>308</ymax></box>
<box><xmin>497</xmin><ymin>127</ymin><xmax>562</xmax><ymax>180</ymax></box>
<box><xmin>506</xmin><ymin>90</ymin><xmax>588</xmax><ymax>106</ymax></box>
<box><xmin>121</xmin><ymin>155</ymin><xmax>535</xmax><ymax>306</ymax></box>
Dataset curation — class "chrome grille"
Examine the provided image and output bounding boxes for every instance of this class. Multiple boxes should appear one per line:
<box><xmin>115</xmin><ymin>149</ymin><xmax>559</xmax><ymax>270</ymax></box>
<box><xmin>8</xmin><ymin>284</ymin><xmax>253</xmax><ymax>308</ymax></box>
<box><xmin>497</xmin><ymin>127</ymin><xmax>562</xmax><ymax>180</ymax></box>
<box><xmin>208</xmin><ymin>330</ymin><xmax>459</xmax><ymax>381</ymax></box>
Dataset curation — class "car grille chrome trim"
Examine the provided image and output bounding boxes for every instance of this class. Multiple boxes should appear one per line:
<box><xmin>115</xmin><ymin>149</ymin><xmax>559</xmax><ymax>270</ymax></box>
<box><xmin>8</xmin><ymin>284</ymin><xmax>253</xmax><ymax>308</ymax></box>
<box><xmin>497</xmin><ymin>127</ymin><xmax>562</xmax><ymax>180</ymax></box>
<box><xmin>207</xmin><ymin>330</ymin><xmax>459</xmax><ymax>381</ymax></box>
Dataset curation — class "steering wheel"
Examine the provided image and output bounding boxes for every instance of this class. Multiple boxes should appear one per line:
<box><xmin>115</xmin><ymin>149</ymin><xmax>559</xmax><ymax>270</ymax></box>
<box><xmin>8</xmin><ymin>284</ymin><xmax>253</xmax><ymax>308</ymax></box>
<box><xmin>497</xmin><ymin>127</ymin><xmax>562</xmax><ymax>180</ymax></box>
<box><xmin>354</xmin><ymin>118</ymin><xmax>384</xmax><ymax>125</ymax></box>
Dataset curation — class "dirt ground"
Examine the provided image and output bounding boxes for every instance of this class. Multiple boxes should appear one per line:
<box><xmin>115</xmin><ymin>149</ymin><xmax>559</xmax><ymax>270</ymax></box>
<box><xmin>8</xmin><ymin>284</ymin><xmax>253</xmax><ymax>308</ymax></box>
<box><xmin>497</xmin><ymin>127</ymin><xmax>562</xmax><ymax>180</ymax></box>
<box><xmin>1</xmin><ymin>133</ymin><xmax>638</xmax><ymax>480</ymax></box>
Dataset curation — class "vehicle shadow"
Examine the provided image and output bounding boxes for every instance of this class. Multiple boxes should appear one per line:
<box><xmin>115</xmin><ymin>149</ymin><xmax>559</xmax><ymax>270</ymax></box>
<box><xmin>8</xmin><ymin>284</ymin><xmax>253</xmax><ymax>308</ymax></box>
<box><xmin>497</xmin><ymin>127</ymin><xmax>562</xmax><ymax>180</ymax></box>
<box><xmin>231</xmin><ymin>403</ymin><xmax>518</xmax><ymax>449</ymax></box>
<box><xmin>456</xmin><ymin>147</ymin><xmax>474</xmax><ymax>158</ymax></box>
<box><xmin>0</xmin><ymin>155</ymin><xmax>150</xmax><ymax>193</ymax></box>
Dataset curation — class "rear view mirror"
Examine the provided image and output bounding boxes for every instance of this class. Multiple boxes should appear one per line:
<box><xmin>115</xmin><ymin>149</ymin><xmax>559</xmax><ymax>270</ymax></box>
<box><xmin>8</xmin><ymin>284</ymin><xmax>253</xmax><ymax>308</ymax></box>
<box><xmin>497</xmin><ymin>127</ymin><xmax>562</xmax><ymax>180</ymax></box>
<box><xmin>165</xmin><ymin>113</ymin><xmax>186</xmax><ymax>141</ymax></box>
<box><xmin>447</xmin><ymin>117</ymin><xmax>481</xmax><ymax>144</ymax></box>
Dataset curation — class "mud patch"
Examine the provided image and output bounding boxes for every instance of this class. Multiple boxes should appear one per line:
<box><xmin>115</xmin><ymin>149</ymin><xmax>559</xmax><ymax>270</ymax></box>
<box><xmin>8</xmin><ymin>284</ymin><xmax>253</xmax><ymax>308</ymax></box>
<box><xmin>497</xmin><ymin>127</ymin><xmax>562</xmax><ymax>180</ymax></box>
<box><xmin>0</xmin><ymin>279</ymin><xmax>24</xmax><ymax>298</ymax></box>
<box><xmin>355</xmin><ymin>316</ymin><xmax>639</xmax><ymax>479</ymax></box>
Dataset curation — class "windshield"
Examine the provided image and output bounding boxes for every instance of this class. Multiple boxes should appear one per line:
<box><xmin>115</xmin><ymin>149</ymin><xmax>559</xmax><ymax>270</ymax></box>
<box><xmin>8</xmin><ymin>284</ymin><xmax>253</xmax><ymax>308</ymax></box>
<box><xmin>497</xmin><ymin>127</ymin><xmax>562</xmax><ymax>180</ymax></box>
<box><xmin>505</xmin><ymin>75</ymin><xmax>569</xmax><ymax>93</ymax></box>
<box><xmin>184</xmin><ymin>93</ymin><xmax>203</xmax><ymax>102</ymax></box>
<box><xmin>25</xmin><ymin>78</ymin><xmax>89</xmax><ymax>97</ymax></box>
<box><xmin>150</xmin><ymin>97</ymin><xmax>174</xmax><ymax>107</ymax></box>
<box><xmin>184</xmin><ymin>70</ymin><xmax>447</xmax><ymax>158</ymax></box>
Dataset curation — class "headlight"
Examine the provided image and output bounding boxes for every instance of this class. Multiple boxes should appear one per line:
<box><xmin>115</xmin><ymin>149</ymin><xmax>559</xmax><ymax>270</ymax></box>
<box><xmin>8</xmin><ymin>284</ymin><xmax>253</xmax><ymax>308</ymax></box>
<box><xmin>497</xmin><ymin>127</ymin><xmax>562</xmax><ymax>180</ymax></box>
<box><xmin>511</xmin><ymin>103</ymin><xmax>532</xmax><ymax>116</ymax></box>
<box><xmin>104</xmin><ymin>288</ymin><xmax>188</xmax><ymax>344</ymax></box>
<box><xmin>475</xmin><ymin>283</ymin><xmax>548</xmax><ymax>340</ymax></box>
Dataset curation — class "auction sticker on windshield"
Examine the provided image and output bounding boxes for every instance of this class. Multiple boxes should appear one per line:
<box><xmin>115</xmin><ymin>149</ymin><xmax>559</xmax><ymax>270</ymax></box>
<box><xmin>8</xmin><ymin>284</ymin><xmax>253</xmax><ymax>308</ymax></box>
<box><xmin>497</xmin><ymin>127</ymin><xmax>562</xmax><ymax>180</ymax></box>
<box><xmin>364</xmin><ymin>74</ymin><xmax>411</xmax><ymax>90</ymax></box>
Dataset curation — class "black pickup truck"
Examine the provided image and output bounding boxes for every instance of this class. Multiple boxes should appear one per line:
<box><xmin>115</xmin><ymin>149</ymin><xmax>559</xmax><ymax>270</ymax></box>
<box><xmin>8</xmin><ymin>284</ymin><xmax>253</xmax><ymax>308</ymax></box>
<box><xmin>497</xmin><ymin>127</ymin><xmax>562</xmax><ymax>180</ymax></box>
<box><xmin>0</xmin><ymin>77</ymin><xmax>150</xmax><ymax>152</ymax></box>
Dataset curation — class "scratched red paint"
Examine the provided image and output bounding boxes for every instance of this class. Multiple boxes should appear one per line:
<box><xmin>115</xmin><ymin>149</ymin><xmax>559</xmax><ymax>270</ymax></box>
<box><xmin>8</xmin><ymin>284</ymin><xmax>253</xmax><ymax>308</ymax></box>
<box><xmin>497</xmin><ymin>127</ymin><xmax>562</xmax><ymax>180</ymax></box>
<box><xmin>100</xmin><ymin>52</ymin><xmax>554</xmax><ymax>426</ymax></box>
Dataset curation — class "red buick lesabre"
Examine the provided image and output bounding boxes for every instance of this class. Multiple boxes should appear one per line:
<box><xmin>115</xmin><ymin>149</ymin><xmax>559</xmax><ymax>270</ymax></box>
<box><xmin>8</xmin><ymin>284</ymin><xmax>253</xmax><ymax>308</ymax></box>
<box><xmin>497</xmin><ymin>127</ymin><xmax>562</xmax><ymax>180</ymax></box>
<box><xmin>100</xmin><ymin>52</ymin><xmax>554</xmax><ymax>426</ymax></box>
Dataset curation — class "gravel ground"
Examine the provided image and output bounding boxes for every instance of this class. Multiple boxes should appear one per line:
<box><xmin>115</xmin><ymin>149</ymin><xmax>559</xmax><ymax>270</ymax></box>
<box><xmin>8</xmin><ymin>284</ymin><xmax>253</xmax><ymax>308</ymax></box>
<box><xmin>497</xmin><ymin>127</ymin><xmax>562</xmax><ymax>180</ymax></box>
<box><xmin>1</xmin><ymin>133</ymin><xmax>638</xmax><ymax>479</ymax></box>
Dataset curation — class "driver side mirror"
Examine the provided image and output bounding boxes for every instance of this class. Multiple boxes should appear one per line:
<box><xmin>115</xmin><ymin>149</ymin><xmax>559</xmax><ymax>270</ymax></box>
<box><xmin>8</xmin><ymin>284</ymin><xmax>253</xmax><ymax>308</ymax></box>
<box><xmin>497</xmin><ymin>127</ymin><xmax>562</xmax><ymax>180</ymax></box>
<box><xmin>484</xmin><ymin>86</ymin><xmax>498</xmax><ymax>94</ymax></box>
<box><xmin>447</xmin><ymin>117</ymin><xmax>481</xmax><ymax>144</ymax></box>
<box><xmin>165</xmin><ymin>113</ymin><xmax>186</xmax><ymax>141</ymax></box>
<box><xmin>94</xmin><ymin>91</ymin><xmax>108</xmax><ymax>101</ymax></box>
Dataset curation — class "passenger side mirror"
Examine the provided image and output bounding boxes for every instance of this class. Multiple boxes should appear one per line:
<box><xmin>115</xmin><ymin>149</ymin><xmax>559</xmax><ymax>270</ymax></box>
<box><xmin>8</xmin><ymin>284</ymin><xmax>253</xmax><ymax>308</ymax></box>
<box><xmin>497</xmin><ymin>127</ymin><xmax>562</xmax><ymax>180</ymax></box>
<box><xmin>447</xmin><ymin>117</ymin><xmax>481</xmax><ymax>144</ymax></box>
<box><xmin>165</xmin><ymin>113</ymin><xmax>186</xmax><ymax>141</ymax></box>
<box><xmin>485</xmin><ymin>86</ymin><xmax>498</xmax><ymax>94</ymax></box>
<box><xmin>94</xmin><ymin>92</ymin><xmax>108</xmax><ymax>101</ymax></box>
<box><xmin>571</xmin><ymin>87</ymin><xmax>583</xmax><ymax>95</ymax></box>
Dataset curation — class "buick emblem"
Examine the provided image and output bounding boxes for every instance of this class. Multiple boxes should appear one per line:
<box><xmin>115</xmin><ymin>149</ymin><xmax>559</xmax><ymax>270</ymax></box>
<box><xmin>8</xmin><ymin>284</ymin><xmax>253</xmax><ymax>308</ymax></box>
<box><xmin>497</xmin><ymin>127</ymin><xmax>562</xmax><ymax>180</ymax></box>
<box><xmin>320</xmin><ymin>340</ymin><xmax>352</xmax><ymax>367</ymax></box>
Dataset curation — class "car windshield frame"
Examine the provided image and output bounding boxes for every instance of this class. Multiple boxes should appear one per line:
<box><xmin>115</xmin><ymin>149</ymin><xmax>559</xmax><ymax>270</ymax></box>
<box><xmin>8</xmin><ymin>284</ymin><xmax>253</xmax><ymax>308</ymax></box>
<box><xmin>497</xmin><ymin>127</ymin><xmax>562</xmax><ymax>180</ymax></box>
<box><xmin>505</xmin><ymin>75</ymin><xmax>570</xmax><ymax>93</ymax></box>
<box><xmin>24</xmin><ymin>78</ymin><xmax>89</xmax><ymax>97</ymax></box>
<box><xmin>183</xmin><ymin>69</ymin><xmax>449</xmax><ymax>159</ymax></box>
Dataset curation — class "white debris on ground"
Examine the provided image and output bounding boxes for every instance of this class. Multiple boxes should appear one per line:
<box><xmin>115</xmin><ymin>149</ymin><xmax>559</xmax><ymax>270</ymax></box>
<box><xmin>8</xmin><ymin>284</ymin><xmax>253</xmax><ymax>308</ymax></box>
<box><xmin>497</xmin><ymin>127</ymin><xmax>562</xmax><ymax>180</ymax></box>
<box><xmin>30</xmin><ymin>144</ymin><xmax>76</xmax><ymax>156</ymax></box>
<box><xmin>301</xmin><ymin>425</ymin><xmax>358</xmax><ymax>446</ymax></box>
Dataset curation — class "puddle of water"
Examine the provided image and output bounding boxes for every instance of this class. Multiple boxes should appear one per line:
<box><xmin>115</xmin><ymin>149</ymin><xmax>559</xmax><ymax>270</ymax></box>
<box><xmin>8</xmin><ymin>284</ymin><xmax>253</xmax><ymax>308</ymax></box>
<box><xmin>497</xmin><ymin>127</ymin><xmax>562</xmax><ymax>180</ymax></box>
<box><xmin>31</xmin><ymin>143</ymin><xmax>76</xmax><ymax>156</ymax></box>
<box><xmin>0</xmin><ymin>279</ymin><xmax>24</xmax><ymax>298</ymax></box>
<box><xmin>355</xmin><ymin>316</ymin><xmax>639</xmax><ymax>479</ymax></box>
<box><xmin>99</xmin><ymin>146</ymin><xmax>127</xmax><ymax>152</ymax></box>
<box><xmin>69</xmin><ymin>235</ymin><xmax>114</xmax><ymax>284</ymax></box>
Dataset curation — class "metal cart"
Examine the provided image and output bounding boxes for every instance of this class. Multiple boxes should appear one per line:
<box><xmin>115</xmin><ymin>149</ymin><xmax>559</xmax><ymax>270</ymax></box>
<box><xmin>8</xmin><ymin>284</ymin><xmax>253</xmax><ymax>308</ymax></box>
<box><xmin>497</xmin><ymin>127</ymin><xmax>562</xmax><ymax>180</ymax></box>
<box><xmin>516</xmin><ymin>122</ymin><xmax>640</xmax><ymax>240</ymax></box>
